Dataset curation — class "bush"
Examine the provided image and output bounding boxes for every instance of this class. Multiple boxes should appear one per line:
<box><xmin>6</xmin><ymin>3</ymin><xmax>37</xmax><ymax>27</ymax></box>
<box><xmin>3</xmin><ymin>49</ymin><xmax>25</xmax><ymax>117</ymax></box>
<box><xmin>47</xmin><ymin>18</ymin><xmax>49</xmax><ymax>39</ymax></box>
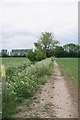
<box><xmin>35</xmin><ymin>50</ymin><xmax>46</xmax><ymax>61</ymax></box>
<box><xmin>27</xmin><ymin>49</ymin><xmax>46</xmax><ymax>62</ymax></box>
<box><xmin>3</xmin><ymin>58</ymin><xmax>52</xmax><ymax>117</ymax></box>
<box><xmin>27</xmin><ymin>49</ymin><xmax>36</xmax><ymax>62</ymax></box>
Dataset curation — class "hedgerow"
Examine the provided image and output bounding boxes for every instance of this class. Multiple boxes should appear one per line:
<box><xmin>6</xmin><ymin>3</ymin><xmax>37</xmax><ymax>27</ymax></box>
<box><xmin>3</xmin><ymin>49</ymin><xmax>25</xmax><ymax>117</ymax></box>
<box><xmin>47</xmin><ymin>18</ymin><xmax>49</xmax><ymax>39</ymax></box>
<box><xmin>3</xmin><ymin>58</ymin><xmax>52</xmax><ymax>118</ymax></box>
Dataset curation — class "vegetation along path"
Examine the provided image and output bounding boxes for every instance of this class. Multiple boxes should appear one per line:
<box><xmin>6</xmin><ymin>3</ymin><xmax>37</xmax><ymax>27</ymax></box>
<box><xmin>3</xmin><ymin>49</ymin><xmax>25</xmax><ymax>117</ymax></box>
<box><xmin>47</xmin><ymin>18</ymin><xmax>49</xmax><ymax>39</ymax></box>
<box><xmin>14</xmin><ymin>60</ymin><xmax>78</xmax><ymax>118</ymax></box>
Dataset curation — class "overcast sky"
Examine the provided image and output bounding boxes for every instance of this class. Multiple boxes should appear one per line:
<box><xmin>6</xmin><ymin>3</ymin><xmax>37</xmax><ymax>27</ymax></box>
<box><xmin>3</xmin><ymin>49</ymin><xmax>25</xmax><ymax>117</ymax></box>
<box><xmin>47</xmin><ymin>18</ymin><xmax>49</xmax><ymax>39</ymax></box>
<box><xmin>0</xmin><ymin>0</ymin><xmax>79</xmax><ymax>50</ymax></box>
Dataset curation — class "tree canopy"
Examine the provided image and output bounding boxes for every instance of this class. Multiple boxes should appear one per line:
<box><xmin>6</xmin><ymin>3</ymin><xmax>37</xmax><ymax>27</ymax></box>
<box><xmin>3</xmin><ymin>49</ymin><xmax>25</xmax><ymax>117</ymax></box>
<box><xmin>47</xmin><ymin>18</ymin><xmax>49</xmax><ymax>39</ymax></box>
<box><xmin>34</xmin><ymin>31</ymin><xmax>59</xmax><ymax>57</ymax></box>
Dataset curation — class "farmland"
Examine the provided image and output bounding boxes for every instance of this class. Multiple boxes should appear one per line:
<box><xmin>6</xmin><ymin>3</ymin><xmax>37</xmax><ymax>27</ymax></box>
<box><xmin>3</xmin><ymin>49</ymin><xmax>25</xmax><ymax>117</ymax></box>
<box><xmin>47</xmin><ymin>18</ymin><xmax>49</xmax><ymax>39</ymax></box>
<box><xmin>2</xmin><ymin>57</ymin><xmax>30</xmax><ymax>67</ymax></box>
<box><xmin>57</xmin><ymin>58</ymin><xmax>79</xmax><ymax>83</ymax></box>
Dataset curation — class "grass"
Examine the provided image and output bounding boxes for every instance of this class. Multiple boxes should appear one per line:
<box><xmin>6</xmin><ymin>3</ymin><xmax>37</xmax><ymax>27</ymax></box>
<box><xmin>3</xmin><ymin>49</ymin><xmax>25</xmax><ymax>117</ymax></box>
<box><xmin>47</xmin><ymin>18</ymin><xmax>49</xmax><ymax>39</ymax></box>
<box><xmin>1</xmin><ymin>57</ymin><xmax>30</xmax><ymax>67</ymax></box>
<box><xmin>57</xmin><ymin>58</ymin><xmax>79</xmax><ymax>83</ymax></box>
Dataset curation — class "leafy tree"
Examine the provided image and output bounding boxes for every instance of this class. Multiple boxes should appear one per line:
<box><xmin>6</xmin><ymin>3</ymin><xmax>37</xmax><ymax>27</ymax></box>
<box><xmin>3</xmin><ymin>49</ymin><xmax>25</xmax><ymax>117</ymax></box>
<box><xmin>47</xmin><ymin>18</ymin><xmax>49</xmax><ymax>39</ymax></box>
<box><xmin>63</xmin><ymin>43</ymin><xmax>76</xmax><ymax>52</ymax></box>
<box><xmin>27</xmin><ymin>49</ymin><xmax>36</xmax><ymax>62</ymax></box>
<box><xmin>27</xmin><ymin>49</ymin><xmax>46</xmax><ymax>62</ymax></box>
<box><xmin>76</xmin><ymin>44</ymin><xmax>80</xmax><ymax>57</ymax></box>
<box><xmin>10</xmin><ymin>49</ymin><xmax>28</xmax><ymax>57</ymax></box>
<box><xmin>34</xmin><ymin>50</ymin><xmax>46</xmax><ymax>61</ymax></box>
<box><xmin>34</xmin><ymin>32</ymin><xmax>59</xmax><ymax>57</ymax></box>
<box><xmin>63</xmin><ymin>43</ymin><xmax>80</xmax><ymax>57</ymax></box>
<box><xmin>53</xmin><ymin>46</ymin><xmax>64</xmax><ymax>57</ymax></box>
<box><xmin>1</xmin><ymin>49</ymin><xmax>9</xmax><ymax>57</ymax></box>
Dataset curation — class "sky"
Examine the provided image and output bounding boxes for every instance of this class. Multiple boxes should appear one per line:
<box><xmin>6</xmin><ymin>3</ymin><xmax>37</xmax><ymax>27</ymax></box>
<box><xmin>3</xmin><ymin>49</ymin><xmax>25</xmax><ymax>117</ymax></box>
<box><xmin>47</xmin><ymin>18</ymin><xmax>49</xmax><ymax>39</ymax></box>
<box><xmin>0</xmin><ymin>0</ymin><xmax>79</xmax><ymax>51</ymax></box>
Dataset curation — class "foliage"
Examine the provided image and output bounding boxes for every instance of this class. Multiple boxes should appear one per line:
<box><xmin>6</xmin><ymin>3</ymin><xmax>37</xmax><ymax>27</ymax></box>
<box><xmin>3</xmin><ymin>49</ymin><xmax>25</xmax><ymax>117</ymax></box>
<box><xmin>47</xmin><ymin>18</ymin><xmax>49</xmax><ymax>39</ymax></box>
<box><xmin>63</xmin><ymin>44</ymin><xmax>80</xmax><ymax>57</ymax></box>
<box><xmin>3</xmin><ymin>58</ymin><xmax>52</xmax><ymax>118</ymax></box>
<box><xmin>27</xmin><ymin>49</ymin><xmax>46</xmax><ymax>62</ymax></box>
<box><xmin>50</xmin><ymin>44</ymin><xmax>80</xmax><ymax>58</ymax></box>
<box><xmin>0</xmin><ymin>32</ymin><xmax>80</xmax><ymax>58</ymax></box>
<box><xmin>0</xmin><ymin>49</ymin><xmax>30</xmax><ymax>57</ymax></box>
<box><xmin>53</xmin><ymin>46</ymin><xmax>65</xmax><ymax>57</ymax></box>
<box><xmin>34</xmin><ymin>49</ymin><xmax>46</xmax><ymax>61</ymax></box>
<box><xmin>27</xmin><ymin>49</ymin><xmax>36</xmax><ymax>62</ymax></box>
<box><xmin>1</xmin><ymin>49</ymin><xmax>9</xmax><ymax>57</ymax></box>
<box><xmin>34</xmin><ymin>31</ymin><xmax>60</xmax><ymax>57</ymax></box>
<box><xmin>10</xmin><ymin>49</ymin><xmax>29</xmax><ymax>57</ymax></box>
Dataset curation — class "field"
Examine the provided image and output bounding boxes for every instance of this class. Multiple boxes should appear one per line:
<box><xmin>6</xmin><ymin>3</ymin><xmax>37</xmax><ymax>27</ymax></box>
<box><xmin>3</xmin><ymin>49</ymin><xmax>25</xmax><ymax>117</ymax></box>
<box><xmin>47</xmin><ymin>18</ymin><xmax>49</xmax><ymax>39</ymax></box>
<box><xmin>1</xmin><ymin>57</ymin><xmax>30</xmax><ymax>67</ymax></box>
<box><xmin>57</xmin><ymin>58</ymin><xmax>79</xmax><ymax>83</ymax></box>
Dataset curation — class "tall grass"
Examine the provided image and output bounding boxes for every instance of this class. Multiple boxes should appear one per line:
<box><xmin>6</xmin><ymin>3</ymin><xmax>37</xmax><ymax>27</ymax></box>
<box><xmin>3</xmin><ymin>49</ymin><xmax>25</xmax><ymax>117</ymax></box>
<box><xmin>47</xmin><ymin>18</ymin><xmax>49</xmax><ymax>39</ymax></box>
<box><xmin>3</xmin><ymin>58</ymin><xmax>52</xmax><ymax>118</ymax></box>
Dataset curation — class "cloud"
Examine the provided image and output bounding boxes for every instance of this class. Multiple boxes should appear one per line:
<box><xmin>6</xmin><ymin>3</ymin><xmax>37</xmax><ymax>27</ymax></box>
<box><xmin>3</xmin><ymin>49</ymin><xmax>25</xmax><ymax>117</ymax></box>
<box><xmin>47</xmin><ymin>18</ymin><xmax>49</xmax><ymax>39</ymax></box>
<box><xmin>1</xmin><ymin>25</ymin><xmax>39</xmax><ymax>50</ymax></box>
<box><xmin>0</xmin><ymin>0</ymin><xmax>78</xmax><ymax>50</ymax></box>
<box><xmin>2</xmin><ymin>35</ymin><xmax>37</xmax><ymax>50</ymax></box>
<box><xmin>1</xmin><ymin>0</ymin><xmax>79</xmax><ymax>3</ymax></box>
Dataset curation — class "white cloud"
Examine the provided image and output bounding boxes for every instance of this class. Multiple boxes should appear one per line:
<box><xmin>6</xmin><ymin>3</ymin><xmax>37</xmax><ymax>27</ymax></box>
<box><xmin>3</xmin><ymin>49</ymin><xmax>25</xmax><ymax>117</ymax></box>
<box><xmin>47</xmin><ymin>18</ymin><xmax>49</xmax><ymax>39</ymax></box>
<box><xmin>1</xmin><ymin>0</ymin><xmax>79</xmax><ymax>3</ymax></box>
<box><xmin>2</xmin><ymin>35</ymin><xmax>37</xmax><ymax>50</ymax></box>
<box><xmin>0</xmin><ymin>0</ymin><xmax>78</xmax><ymax>50</ymax></box>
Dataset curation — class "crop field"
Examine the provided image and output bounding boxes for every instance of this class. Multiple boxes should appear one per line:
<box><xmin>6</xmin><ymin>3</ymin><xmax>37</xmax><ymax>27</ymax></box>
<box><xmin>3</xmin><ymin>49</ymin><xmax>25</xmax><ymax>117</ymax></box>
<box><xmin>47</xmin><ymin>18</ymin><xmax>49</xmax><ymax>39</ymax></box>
<box><xmin>57</xmin><ymin>58</ymin><xmax>79</xmax><ymax>83</ymax></box>
<box><xmin>1</xmin><ymin>57</ymin><xmax>30</xmax><ymax>67</ymax></box>
<box><xmin>1</xmin><ymin>57</ymin><xmax>52</xmax><ymax>118</ymax></box>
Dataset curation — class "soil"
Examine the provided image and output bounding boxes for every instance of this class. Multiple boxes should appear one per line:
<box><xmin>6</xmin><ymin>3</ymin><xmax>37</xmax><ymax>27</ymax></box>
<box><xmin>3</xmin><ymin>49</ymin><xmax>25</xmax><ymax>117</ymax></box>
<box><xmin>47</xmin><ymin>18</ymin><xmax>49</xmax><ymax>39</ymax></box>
<box><xmin>14</xmin><ymin>60</ymin><xmax>78</xmax><ymax>118</ymax></box>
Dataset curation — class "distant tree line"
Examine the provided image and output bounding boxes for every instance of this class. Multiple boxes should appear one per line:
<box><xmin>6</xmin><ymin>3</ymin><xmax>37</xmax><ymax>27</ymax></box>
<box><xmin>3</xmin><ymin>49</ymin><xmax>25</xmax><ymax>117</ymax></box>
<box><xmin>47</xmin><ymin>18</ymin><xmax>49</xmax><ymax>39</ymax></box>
<box><xmin>0</xmin><ymin>32</ymin><xmax>80</xmax><ymax>60</ymax></box>
<box><xmin>0</xmin><ymin>49</ymin><xmax>30</xmax><ymax>57</ymax></box>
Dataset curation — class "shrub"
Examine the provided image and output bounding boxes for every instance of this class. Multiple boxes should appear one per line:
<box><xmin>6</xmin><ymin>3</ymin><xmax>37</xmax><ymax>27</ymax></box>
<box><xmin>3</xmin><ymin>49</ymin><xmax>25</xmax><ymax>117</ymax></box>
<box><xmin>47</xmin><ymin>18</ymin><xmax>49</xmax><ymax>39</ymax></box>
<box><xmin>3</xmin><ymin>58</ymin><xmax>52</xmax><ymax>117</ymax></box>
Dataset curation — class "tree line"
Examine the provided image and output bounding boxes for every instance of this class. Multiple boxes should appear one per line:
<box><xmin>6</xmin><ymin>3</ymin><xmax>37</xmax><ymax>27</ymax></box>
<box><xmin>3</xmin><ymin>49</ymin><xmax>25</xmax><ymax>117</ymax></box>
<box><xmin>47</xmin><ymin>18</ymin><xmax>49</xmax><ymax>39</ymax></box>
<box><xmin>0</xmin><ymin>49</ymin><xmax>30</xmax><ymax>57</ymax></box>
<box><xmin>1</xmin><ymin>32</ymin><xmax>80</xmax><ymax>61</ymax></box>
<box><xmin>27</xmin><ymin>32</ymin><xmax>80</xmax><ymax>61</ymax></box>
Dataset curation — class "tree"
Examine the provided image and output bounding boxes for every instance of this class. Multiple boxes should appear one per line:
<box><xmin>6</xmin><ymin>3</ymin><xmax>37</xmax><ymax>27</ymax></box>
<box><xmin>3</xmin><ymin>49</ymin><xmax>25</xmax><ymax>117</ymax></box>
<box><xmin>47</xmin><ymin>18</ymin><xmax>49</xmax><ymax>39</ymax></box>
<box><xmin>34</xmin><ymin>49</ymin><xmax>46</xmax><ymax>61</ymax></box>
<box><xmin>27</xmin><ymin>49</ymin><xmax>36</xmax><ymax>62</ymax></box>
<box><xmin>10</xmin><ymin>49</ymin><xmax>29</xmax><ymax>57</ymax></box>
<box><xmin>1</xmin><ymin>49</ymin><xmax>9</xmax><ymax>57</ymax></box>
<box><xmin>63</xmin><ymin>43</ymin><xmax>77</xmax><ymax>52</ymax></box>
<box><xmin>63</xmin><ymin>43</ymin><xmax>79</xmax><ymax>57</ymax></box>
<box><xmin>34</xmin><ymin>32</ymin><xmax>59</xmax><ymax>57</ymax></box>
<box><xmin>53</xmin><ymin>46</ymin><xmax>65</xmax><ymax>57</ymax></box>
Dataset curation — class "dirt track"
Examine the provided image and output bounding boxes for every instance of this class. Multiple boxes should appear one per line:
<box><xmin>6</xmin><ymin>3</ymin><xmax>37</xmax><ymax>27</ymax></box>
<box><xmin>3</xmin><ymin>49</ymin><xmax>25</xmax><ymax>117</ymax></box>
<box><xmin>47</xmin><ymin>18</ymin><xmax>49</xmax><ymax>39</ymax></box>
<box><xmin>14</xmin><ymin>61</ymin><xmax>78</xmax><ymax>118</ymax></box>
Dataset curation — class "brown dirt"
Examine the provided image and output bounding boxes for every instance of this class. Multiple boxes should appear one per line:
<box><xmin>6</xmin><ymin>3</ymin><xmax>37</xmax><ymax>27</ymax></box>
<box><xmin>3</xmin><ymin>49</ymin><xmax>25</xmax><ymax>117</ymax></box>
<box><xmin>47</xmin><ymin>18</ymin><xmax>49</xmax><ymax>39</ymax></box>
<box><xmin>14</xmin><ymin>60</ymin><xmax>78</xmax><ymax>118</ymax></box>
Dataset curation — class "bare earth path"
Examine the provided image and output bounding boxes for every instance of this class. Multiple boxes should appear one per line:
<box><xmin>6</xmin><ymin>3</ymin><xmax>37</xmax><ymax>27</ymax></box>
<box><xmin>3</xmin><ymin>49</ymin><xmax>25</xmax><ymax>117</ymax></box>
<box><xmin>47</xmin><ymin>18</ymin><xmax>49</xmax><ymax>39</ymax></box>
<box><xmin>14</xmin><ymin>61</ymin><xmax>78</xmax><ymax>118</ymax></box>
